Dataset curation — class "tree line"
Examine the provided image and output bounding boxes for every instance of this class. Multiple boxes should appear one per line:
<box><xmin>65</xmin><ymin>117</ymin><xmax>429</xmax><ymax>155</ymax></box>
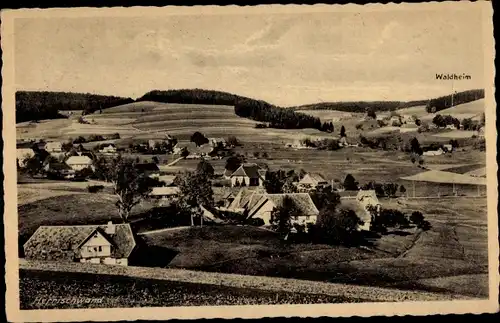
<box><xmin>425</xmin><ymin>89</ymin><xmax>484</xmax><ymax>113</ymax></box>
<box><xmin>15</xmin><ymin>91</ymin><xmax>134</xmax><ymax>123</ymax></box>
<box><xmin>289</xmin><ymin>100</ymin><xmax>428</xmax><ymax>112</ymax></box>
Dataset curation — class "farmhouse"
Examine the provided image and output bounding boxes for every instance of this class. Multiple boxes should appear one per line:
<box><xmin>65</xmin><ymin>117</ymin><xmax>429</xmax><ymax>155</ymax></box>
<box><xmin>230</xmin><ymin>163</ymin><xmax>266</xmax><ymax>187</ymax></box>
<box><xmin>296</xmin><ymin>173</ymin><xmax>329</xmax><ymax>192</ymax></box>
<box><xmin>16</xmin><ymin>148</ymin><xmax>35</xmax><ymax>167</ymax></box>
<box><xmin>423</xmin><ymin>148</ymin><xmax>444</xmax><ymax>156</ymax></box>
<box><xmin>248</xmin><ymin>193</ymin><xmax>320</xmax><ymax>226</ymax></box>
<box><xmin>209</xmin><ymin>137</ymin><xmax>227</xmax><ymax>148</ymax></box>
<box><xmin>340</xmin><ymin>190</ymin><xmax>381</xmax><ymax>231</ymax></box>
<box><xmin>44</xmin><ymin>141</ymin><xmax>63</xmax><ymax>153</ymax></box>
<box><xmin>44</xmin><ymin>161</ymin><xmax>76</xmax><ymax>179</ymax></box>
<box><xmin>98</xmin><ymin>144</ymin><xmax>117</xmax><ymax>155</ymax></box>
<box><xmin>23</xmin><ymin>222</ymin><xmax>137</xmax><ymax>266</ymax></box>
<box><xmin>149</xmin><ymin>187</ymin><xmax>180</xmax><ymax>205</ymax></box>
<box><xmin>173</xmin><ymin>141</ymin><xmax>198</xmax><ymax>155</ymax></box>
<box><xmin>65</xmin><ymin>155</ymin><xmax>93</xmax><ymax>171</ymax></box>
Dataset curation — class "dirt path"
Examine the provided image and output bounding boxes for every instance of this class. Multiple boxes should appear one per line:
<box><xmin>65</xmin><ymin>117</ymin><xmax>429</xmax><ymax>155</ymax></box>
<box><xmin>138</xmin><ymin>226</ymin><xmax>191</xmax><ymax>236</ymax></box>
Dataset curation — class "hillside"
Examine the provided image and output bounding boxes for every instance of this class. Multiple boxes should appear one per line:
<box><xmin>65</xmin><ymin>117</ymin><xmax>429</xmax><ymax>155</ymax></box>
<box><xmin>291</xmin><ymin>100</ymin><xmax>427</xmax><ymax>112</ymax></box>
<box><xmin>90</xmin><ymin>101</ymin><xmax>331</xmax><ymax>143</ymax></box>
<box><xmin>15</xmin><ymin>91</ymin><xmax>134</xmax><ymax>123</ymax></box>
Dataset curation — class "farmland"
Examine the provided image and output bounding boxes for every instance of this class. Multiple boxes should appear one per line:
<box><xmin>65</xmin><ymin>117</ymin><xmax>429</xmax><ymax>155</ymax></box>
<box><xmin>139</xmin><ymin>196</ymin><xmax>488</xmax><ymax>298</ymax></box>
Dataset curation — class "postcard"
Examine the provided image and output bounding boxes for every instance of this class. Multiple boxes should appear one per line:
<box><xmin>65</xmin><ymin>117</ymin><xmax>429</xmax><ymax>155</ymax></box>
<box><xmin>2</xmin><ymin>2</ymin><xmax>498</xmax><ymax>321</ymax></box>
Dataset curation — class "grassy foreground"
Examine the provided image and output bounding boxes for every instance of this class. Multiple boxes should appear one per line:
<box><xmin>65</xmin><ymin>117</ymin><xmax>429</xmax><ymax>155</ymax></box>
<box><xmin>20</xmin><ymin>269</ymin><xmax>357</xmax><ymax>309</ymax></box>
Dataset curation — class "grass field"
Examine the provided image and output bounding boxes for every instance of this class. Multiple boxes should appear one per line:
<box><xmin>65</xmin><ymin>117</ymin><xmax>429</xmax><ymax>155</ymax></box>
<box><xmin>20</xmin><ymin>269</ymin><xmax>354</xmax><ymax>309</ymax></box>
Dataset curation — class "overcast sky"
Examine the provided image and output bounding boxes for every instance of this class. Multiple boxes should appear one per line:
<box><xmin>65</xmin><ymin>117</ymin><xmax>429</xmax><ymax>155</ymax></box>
<box><xmin>14</xmin><ymin>5</ymin><xmax>487</xmax><ymax>106</ymax></box>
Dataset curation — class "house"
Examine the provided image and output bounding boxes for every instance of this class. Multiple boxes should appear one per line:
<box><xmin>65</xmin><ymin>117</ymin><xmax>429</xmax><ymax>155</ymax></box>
<box><xmin>245</xmin><ymin>193</ymin><xmax>320</xmax><ymax>227</ymax></box>
<box><xmin>66</xmin><ymin>155</ymin><xmax>93</xmax><ymax>171</ymax></box>
<box><xmin>17</xmin><ymin>148</ymin><xmax>35</xmax><ymax>167</ymax></box>
<box><xmin>390</xmin><ymin>116</ymin><xmax>402</xmax><ymax>126</ymax></box>
<box><xmin>23</xmin><ymin>222</ymin><xmax>137</xmax><ymax>266</ymax></box>
<box><xmin>148</xmin><ymin>137</ymin><xmax>176</xmax><ymax>150</ymax></box>
<box><xmin>149</xmin><ymin>186</ymin><xmax>180</xmax><ymax>203</ymax></box>
<box><xmin>209</xmin><ymin>137</ymin><xmax>226</xmax><ymax>148</ymax></box>
<box><xmin>445</xmin><ymin>124</ymin><xmax>457</xmax><ymax>130</ymax></box>
<box><xmin>230</xmin><ymin>163</ymin><xmax>266</xmax><ymax>187</ymax></box>
<box><xmin>99</xmin><ymin>144</ymin><xmax>117</xmax><ymax>155</ymax></box>
<box><xmin>136</xmin><ymin>163</ymin><xmax>160</xmax><ymax>178</ymax></box>
<box><xmin>296</xmin><ymin>173</ymin><xmax>329</xmax><ymax>191</ymax></box>
<box><xmin>173</xmin><ymin>141</ymin><xmax>198</xmax><ymax>155</ymax></box>
<box><xmin>186</xmin><ymin>144</ymin><xmax>214</xmax><ymax>159</ymax></box>
<box><xmin>44</xmin><ymin>141</ymin><xmax>63</xmax><ymax>153</ymax></box>
<box><xmin>223</xmin><ymin>168</ymin><xmax>234</xmax><ymax>179</ymax></box>
<box><xmin>339</xmin><ymin>190</ymin><xmax>381</xmax><ymax>231</ymax></box>
<box><xmin>44</xmin><ymin>161</ymin><xmax>76</xmax><ymax>179</ymax></box>
<box><xmin>423</xmin><ymin>148</ymin><xmax>444</xmax><ymax>156</ymax></box>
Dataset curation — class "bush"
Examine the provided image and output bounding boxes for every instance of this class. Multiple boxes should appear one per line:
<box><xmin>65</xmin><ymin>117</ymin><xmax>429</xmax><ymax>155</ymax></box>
<box><xmin>87</xmin><ymin>185</ymin><xmax>104</xmax><ymax>193</ymax></box>
<box><xmin>419</xmin><ymin>220</ymin><xmax>432</xmax><ymax>231</ymax></box>
<box><xmin>410</xmin><ymin>211</ymin><xmax>424</xmax><ymax>225</ymax></box>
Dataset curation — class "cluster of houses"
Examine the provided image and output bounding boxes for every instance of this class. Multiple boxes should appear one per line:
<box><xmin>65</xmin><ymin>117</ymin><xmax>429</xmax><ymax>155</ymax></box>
<box><xmin>172</xmin><ymin>137</ymin><xmax>227</xmax><ymax>159</ymax></box>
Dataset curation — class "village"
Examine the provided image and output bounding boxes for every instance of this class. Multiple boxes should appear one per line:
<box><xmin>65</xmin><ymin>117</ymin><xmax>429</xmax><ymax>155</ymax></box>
<box><xmin>17</xmin><ymin>101</ymin><xmax>487</xmax><ymax>275</ymax></box>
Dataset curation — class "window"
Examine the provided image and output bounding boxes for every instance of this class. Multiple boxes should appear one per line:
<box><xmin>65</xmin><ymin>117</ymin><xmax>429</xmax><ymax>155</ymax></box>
<box><xmin>98</xmin><ymin>246</ymin><xmax>102</xmax><ymax>252</ymax></box>
<box><xmin>93</xmin><ymin>247</ymin><xmax>97</xmax><ymax>252</ymax></box>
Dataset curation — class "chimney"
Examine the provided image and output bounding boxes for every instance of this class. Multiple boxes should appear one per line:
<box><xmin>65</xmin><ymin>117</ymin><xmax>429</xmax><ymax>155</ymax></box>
<box><xmin>105</xmin><ymin>221</ymin><xmax>116</xmax><ymax>235</ymax></box>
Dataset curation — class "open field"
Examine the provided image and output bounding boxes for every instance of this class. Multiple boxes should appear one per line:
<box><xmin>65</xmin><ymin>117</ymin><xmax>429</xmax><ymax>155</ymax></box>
<box><xmin>432</xmin><ymin>130</ymin><xmax>477</xmax><ymax>139</ymax></box>
<box><xmin>395</xmin><ymin>105</ymin><xmax>428</xmax><ymax>117</ymax></box>
<box><xmin>20</xmin><ymin>269</ymin><xmax>353</xmax><ymax>309</ymax></box>
<box><xmin>20</xmin><ymin>260</ymin><xmax>473</xmax><ymax>306</ymax></box>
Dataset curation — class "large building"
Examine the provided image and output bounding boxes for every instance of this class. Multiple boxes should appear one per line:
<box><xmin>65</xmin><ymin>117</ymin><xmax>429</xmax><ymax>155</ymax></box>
<box><xmin>230</xmin><ymin>164</ymin><xmax>266</xmax><ymax>187</ymax></box>
<box><xmin>23</xmin><ymin>222</ymin><xmax>137</xmax><ymax>266</ymax></box>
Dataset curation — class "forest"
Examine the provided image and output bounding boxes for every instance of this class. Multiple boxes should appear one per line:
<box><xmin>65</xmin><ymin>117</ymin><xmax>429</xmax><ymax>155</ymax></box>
<box><xmin>425</xmin><ymin>89</ymin><xmax>484</xmax><ymax>113</ymax></box>
<box><xmin>15</xmin><ymin>91</ymin><xmax>133</xmax><ymax>123</ymax></box>
<box><xmin>290</xmin><ymin>100</ymin><xmax>428</xmax><ymax>112</ymax></box>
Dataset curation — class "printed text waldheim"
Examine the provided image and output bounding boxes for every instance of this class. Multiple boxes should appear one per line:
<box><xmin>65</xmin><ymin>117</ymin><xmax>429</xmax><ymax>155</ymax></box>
<box><xmin>436</xmin><ymin>73</ymin><xmax>472</xmax><ymax>80</ymax></box>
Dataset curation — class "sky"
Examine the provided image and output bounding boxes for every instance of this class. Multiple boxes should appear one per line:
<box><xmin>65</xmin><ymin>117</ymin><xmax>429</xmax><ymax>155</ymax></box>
<box><xmin>14</xmin><ymin>5</ymin><xmax>488</xmax><ymax>106</ymax></box>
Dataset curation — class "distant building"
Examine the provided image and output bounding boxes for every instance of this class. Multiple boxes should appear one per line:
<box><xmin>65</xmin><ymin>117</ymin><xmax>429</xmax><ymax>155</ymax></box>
<box><xmin>23</xmin><ymin>222</ymin><xmax>137</xmax><ymax>266</ymax></box>
<box><xmin>44</xmin><ymin>141</ymin><xmax>63</xmax><ymax>153</ymax></box>
<box><xmin>423</xmin><ymin>148</ymin><xmax>444</xmax><ymax>156</ymax></box>
<box><xmin>209</xmin><ymin>137</ymin><xmax>227</xmax><ymax>148</ymax></box>
<box><xmin>149</xmin><ymin>187</ymin><xmax>180</xmax><ymax>205</ymax></box>
<box><xmin>338</xmin><ymin>190</ymin><xmax>381</xmax><ymax>231</ymax></box>
<box><xmin>442</xmin><ymin>144</ymin><xmax>453</xmax><ymax>153</ymax></box>
<box><xmin>44</xmin><ymin>161</ymin><xmax>76</xmax><ymax>179</ymax></box>
<box><xmin>98</xmin><ymin>144</ymin><xmax>117</xmax><ymax>155</ymax></box>
<box><xmin>296</xmin><ymin>173</ymin><xmax>328</xmax><ymax>192</ymax></box>
<box><xmin>445</xmin><ymin>124</ymin><xmax>457</xmax><ymax>130</ymax></box>
<box><xmin>157</xmin><ymin>174</ymin><xmax>177</xmax><ymax>186</ymax></box>
<box><xmin>16</xmin><ymin>148</ymin><xmax>35</xmax><ymax>167</ymax></box>
<box><xmin>477</xmin><ymin>127</ymin><xmax>485</xmax><ymax>138</ymax></box>
<box><xmin>65</xmin><ymin>155</ymin><xmax>93</xmax><ymax>171</ymax></box>
<box><xmin>230</xmin><ymin>164</ymin><xmax>266</xmax><ymax>187</ymax></box>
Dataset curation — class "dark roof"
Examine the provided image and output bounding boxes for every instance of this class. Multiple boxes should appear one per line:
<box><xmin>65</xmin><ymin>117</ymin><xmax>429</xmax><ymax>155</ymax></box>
<box><xmin>248</xmin><ymin>193</ymin><xmax>320</xmax><ymax>218</ymax></box>
<box><xmin>136</xmin><ymin>163</ymin><xmax>160</xmax><ymax>172</ymax></box>
<box><xmin>23</xmin><ymin>224</ymin><xmax>136</xmax><ymax>261</ymax></box>
<box><xmin>231</xmin><ymin>164</ymin><xmax>263</xmax><ymax>179</ymax></box>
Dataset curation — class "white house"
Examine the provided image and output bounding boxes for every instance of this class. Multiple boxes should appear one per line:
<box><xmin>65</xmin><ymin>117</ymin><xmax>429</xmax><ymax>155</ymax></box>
<box><xmin>445</xmin><ymin>124</ymin><xmax>457</xmax><ymax>130</ymax></box>
<box><xmin>66</xmin><ymin>155</ymin><xmax>93</xmax><ymax>171</ymax></box>
<box><xmin>23</xmin><ymin>222</ymin><xmax>137</xmax><ymax>266</ymax></box>
<box><xmin>149</xmin><ymin>187</ymin><xmax>180</xmax><ymax>205</ymax></box>
<box><xmin>230</xmin><ymin>164</ymin><xmax>266</xmax><ymax>187</ymax></box>
<box><xmin>423</xmin><ymin>148</ymin><xmax>444</xmax><ymax>156</ymax></box>
<box><xmin>99</xmin><ymin>144</ymin><xmax>117</xmax><ymax>155</ymax></box>
<box><xmin>44</xmin><ymin>141</ymin><xmax>63</xmax><ymax>153</ymax></box>
<box><xmin>17</xmin><ymin>148</ymin><xmax>35</xmax><ymax>167</ymax></box>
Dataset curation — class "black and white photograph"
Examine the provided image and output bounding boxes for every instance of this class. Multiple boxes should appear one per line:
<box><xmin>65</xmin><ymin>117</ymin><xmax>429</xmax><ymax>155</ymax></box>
<box><xmin>2</xmin><ymin>2</ymin><xmax>498</xmax><ymax>321</ymax></box>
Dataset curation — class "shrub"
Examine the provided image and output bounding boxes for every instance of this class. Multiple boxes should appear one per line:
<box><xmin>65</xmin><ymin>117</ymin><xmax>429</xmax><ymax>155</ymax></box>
<box><xmin>246</xmin><ymin>218</ymin><xmax>265</xmax><ymax>226</ymax></box>
<box><xmin>410</xmin><ymin>211</ymin><xmax>424</xmax><ymax>225</ymax></box>
<box><xmin>87</xmin><ymin>185</ymin><xmax>104</xmax><ymax>193</ymax></box>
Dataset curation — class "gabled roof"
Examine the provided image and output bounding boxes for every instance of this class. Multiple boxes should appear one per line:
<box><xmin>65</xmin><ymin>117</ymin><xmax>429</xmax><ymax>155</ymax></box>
<box><xmin>45</xmin><ymin>141</ymin><xmax>62</xmax><ymax>149</ymax></box>
<box><xmin>66</xmin><ymin>155</ymin><xmax>93</xmax><ymax>165</ymax></box>
<box><xmin>248</xmin><ymin>193</ymin><xmax>320</xmax><ymax>218</ymax></box>
<box><xmin>47</xmin><ymin>161</ymin><xmax>74</xmax><ymax>172</ymax></box>
<box><xmin>231</xmin><ymin>164</ymin><xmax>264</xmax><ymax>179</ymax></box>
<box><xmin>339</xmin><ymin>199</ymin><xmax>372</xmax><ymax>225</ymax></box>
<box><xmin>356</xmin><ymin>190</ymin><xmax>379</xmax><ymax>204</ymax></box>
<box><xmin>300</xmin><ymin>173</ymin><xmax>327</xmax><ymax>184</ymax></box>
<box><xmin>23</xmin><ymin>223</ymin><xmax>136</xmax><ymax>261</ymax></box>
<box><xmin>228</xmin><ymin>188</ymin><xmax>266</xmax><ymax>210</ymax></box>
<box><xmin>17</xmin><ymin>148</ymin><xmax>35</xmax><ymax>157</ymax></box>
<box><xmin>77</xmin><ymin>227</ymin><xmax>115</xmax><ymax>249</ymax></box>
